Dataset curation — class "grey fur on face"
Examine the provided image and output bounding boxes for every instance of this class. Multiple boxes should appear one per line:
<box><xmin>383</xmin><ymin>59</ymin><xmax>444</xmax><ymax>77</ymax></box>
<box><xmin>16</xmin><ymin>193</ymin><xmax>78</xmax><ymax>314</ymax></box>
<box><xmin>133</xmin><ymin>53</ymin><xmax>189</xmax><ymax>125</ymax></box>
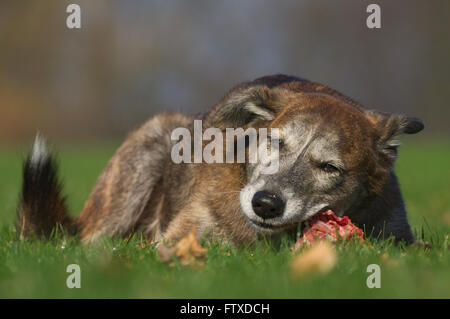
<box><xmin>240</xmin><ymin>117</ymin><xmax>352</xmax><ymax>232</ymax></box>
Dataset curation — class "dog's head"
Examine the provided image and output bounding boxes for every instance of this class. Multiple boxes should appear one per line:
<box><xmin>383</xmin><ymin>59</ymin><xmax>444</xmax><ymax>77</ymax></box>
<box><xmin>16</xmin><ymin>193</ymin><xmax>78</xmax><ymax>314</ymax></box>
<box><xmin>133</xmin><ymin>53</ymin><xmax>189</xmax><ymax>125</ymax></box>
<box><xmin>207</xmin><ymin>75</ymin><xmax>424</xmax><ymax>233</ymax></box>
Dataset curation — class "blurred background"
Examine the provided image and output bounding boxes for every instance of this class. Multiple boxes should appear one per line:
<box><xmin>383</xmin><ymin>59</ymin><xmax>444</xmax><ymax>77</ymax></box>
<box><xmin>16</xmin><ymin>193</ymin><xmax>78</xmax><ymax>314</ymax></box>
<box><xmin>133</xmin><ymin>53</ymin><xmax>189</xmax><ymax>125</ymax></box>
<box><xmin>0</xmin><ymin>0</ymin><xmax>449</xmax><ymax>143</ymax></box>
<box><xmin>1</xmin><ymin>2</ymin><xmax>449</xmax><ymax>299</ymax></box>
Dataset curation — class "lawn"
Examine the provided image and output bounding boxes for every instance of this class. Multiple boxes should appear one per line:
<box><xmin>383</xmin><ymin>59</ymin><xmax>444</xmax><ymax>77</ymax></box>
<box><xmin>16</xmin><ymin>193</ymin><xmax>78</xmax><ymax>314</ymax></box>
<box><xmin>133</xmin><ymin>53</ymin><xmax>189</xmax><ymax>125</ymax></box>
<box><xmin>0</xmin><ymin>137</ymin><xmax>449</xmax><ymax>298</ymax></box>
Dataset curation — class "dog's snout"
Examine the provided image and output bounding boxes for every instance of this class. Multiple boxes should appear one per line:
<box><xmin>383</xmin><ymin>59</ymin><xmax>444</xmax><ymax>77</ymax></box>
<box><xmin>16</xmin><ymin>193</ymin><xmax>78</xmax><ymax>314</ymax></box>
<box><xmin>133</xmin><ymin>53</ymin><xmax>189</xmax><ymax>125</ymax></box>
<box><xmin>251</xmin><ymin>191</ymin><xmax>284</xmax><ymax>219</ymax></box>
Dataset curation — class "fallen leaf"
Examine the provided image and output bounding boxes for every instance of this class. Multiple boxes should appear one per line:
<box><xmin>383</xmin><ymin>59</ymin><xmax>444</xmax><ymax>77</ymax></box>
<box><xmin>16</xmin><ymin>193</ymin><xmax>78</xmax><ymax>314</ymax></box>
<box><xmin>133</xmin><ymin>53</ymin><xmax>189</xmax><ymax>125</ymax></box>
<box><xmin>158</xmin><ymin>243</ymin><xmax>175</xmax><ymax>263</ymax></box>
<box><xmin>158</xmin><ymin>227</ymin><xmax>207</xmax><ymax>267</ymax></box>
<box><xmin>290</xmin><ymin>241</ymin><xmax>337</xmax><ymax>278</ymax></box>
<box><xmin>442</xmin><ymin>212</ymin><xmax>450</xmax><ymax>225</ymax></box>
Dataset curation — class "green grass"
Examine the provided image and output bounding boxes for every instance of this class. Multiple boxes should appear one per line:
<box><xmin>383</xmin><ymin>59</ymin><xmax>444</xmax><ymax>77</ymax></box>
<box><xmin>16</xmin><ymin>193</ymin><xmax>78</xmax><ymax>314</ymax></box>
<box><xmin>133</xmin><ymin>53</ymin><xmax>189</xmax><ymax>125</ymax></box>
<box><xmin>0</xmin><ymin>138</ymin><xmax>449</xmax><ymax>298</ymax></box>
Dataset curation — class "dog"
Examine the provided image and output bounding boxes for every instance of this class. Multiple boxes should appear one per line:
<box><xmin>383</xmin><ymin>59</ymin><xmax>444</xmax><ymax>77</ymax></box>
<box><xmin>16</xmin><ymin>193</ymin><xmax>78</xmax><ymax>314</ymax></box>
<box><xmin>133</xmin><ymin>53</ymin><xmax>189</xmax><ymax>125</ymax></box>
<box><xmin>16</xmin><ymin>74</ymin><xmax>424</xmax><ymax>245</ymax></box>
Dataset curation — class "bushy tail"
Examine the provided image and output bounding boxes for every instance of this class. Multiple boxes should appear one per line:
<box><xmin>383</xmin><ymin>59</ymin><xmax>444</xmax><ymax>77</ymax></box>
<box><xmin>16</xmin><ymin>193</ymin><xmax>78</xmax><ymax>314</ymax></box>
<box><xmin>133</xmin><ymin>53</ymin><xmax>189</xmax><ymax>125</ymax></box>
<box><xmin>16</xmin><ymin>134</ymin><xmax>76</xmax><ymax>239</ymax></box>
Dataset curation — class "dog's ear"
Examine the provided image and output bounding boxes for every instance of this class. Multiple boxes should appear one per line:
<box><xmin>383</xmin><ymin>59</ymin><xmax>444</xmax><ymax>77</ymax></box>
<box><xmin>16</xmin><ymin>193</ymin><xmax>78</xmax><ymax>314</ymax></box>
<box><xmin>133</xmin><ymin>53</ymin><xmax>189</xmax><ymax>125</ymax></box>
<box><xmin>366</xmin><ymin>110</ymin><xmax>424</xmax><ymax>160</ymax></box>
<box><xmin>209</xmin><ymin>86</ymin><xmax>281</xmax><ymax>129</ymax></box>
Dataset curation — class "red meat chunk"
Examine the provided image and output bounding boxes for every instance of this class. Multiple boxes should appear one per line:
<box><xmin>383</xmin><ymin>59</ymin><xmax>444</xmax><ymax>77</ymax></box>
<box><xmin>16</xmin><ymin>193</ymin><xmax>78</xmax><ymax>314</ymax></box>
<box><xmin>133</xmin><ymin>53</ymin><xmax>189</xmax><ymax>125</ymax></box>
<box><xmin>295</xmin><ymin>210</ymin><xmax>364</xmax><ymax>249</ymax></box>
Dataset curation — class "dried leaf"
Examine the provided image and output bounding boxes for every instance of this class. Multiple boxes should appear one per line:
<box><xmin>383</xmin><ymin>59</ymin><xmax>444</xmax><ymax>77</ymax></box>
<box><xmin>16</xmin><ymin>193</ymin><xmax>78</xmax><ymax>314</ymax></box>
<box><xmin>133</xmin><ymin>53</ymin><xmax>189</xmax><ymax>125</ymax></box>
<box><xmin>158</xmin><ymin>243</ymin><xmax>175</xmax><ymax>263</ymax></box>
<box><xmin>290</xmin><ymin>241</ymin><xmax>337</xmax><ymax>278</ymax></box>
<box><xmin>442</xmin><ymin>212</ymin><xmax>450</xmax><ymax>226</ymax></box>
<box><xmin>158</xmin><ymin>228</ymin><xmax>207</xmax><ymax>267</ymax></box>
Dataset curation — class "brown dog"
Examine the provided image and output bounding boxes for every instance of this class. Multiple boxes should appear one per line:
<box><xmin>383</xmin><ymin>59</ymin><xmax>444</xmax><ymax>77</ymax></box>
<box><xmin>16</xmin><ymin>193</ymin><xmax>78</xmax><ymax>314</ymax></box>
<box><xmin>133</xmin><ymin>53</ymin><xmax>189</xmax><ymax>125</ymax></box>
<box><xmin>17</xmin><ymin>75</ymin><xmax>424</xmax><ymax>245</ymax></box>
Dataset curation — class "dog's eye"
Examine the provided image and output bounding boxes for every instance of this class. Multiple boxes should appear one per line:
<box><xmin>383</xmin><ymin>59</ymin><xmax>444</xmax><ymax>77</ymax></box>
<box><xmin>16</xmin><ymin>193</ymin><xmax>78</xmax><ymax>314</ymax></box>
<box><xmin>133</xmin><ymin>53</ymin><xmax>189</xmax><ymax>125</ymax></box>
<box><xmin>319</xmin><ymin>163</ymin><xmax>340</xmax><ymax>174</ymax></box>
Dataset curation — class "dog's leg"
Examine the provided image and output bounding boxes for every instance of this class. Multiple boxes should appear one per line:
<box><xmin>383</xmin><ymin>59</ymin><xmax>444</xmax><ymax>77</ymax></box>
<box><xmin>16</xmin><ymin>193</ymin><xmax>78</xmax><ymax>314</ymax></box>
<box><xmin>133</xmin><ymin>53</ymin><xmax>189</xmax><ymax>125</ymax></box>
<box><xmin>77</xmin><ymin>112</ymin><xmax>191</xmax><ymax>243</ymax></box>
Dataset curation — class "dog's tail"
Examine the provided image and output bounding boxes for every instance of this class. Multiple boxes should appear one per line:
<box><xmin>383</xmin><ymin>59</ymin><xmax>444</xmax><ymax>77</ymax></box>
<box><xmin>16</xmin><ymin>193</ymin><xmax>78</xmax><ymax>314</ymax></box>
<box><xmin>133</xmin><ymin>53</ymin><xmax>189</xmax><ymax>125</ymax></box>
<box><xmin>16</xmin><ymin>134</ymin><xmax>76</xmax><ymax>239</ymax></box>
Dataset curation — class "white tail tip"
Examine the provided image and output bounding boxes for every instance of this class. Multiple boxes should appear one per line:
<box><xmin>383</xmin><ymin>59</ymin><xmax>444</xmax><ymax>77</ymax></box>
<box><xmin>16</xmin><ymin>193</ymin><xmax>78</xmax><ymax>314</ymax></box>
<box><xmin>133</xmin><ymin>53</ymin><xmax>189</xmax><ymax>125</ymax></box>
<box><xmin>30</xmin><ymin>132</ymin><xmax>50</xmax><ymax>165</ymax></box>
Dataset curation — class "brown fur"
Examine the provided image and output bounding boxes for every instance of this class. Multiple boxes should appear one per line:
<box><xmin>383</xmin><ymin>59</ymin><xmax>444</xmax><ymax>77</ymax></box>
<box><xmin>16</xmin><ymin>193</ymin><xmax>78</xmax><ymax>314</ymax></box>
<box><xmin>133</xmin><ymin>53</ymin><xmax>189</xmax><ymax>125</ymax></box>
<box><xmin>17</xmin><ymin>74</ymin><xmax>423</xmax><ymax>244</ymax></box>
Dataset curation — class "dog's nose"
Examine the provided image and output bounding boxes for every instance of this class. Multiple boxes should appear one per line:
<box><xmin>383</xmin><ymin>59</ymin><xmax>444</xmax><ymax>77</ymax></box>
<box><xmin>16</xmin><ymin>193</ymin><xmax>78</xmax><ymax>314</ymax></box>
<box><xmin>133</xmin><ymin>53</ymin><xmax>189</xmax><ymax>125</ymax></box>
<box><xmin>251</xmin><ymin>191</ymin><xmax>284</xmax><ymax>219</ymax></box>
